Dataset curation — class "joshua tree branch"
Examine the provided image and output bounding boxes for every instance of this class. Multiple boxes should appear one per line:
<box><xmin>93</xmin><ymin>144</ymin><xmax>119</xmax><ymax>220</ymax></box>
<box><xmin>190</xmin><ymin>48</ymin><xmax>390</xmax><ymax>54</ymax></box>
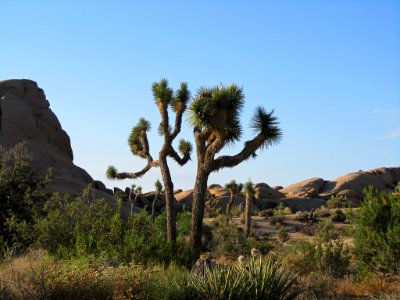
<box><xmin>170</xmin><ymin>107</ymin><xmax>185</xmax><ymax>141</ymax></box>
<box><xmin>113</xmin><ymin>160</ymin><xmax>159</xmax><ymax>179</ymax></box>
<box><xmin>140</xmin><ymin>131</ymin><xmax>154</xmax><ymax>162</ymax></box>
<box><xmin>160</xmin><ymin>103</ymin><xmax>171</xmax><ymax>144</ymax></box>
<box><xmin>168</xmin><ymin>146</ymin><xmax>190</xmax><ymax>166</ymax></box>
<box><xmin>211</xmin><ymin>134</ymin><xmax>266</xmax><ymax>172</ymax></box>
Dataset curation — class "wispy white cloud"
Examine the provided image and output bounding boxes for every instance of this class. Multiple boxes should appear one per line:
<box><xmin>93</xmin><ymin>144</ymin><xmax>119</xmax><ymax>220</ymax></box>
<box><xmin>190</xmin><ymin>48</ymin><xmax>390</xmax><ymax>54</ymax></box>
<box><xmin>383</xmin><ymin>129</ymin><xmax>400</xmax><ymax>139</ymax></box>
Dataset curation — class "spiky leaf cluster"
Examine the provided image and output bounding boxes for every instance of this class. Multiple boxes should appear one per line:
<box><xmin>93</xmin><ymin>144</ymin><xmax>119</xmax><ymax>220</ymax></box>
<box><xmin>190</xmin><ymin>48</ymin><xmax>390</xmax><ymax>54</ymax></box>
<box><xmin>155</xmin><ymin>179</ymin><xmax>163</xmax><ymax>193</ymax></box>
<box><xmin>106</xmin><ymin>166</ymin><xmax>117</xmax><ymax>179</ymax></box>
<box><xmin>128</xmin><ymin>118</ymin><xmax>151</xmax><ymax>155</ymax></box>
<box><xmin>244</xmin><ymin>180</ymin><xmax>255</xmax><ymax>196</ymax></box>
<box><xmin>225</xmin><ymin>180</ymin><xmax>244</xmax><ymax>194</ymax></box>
<box><xmin>171</xmin><ymin>82</ymin><xmax>190</xmax><ymax>112</ymax></box>
<box><xmin>152</xmin><ymin>79</ymin><xmax>173</xmax><ymax>107</ymax></box>
<box><xmin>250</xmin><ymin>106</ymin><xmax>282</xmax><ymax>149</ymax></box>
<box><xmin>189</xmin><ymin>84</ymin><xmax>244</xmax><ymax>144</ymax></box>
<box><xmin>178</xmin><ymin>139</ymin><xmax>193</xmax><ymax>156</ymax></box>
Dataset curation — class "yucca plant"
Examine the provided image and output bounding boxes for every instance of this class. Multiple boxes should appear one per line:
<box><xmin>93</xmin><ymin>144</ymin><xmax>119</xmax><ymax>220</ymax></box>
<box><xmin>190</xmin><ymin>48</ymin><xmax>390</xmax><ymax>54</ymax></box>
<box><xmin>190</xmin><ymin>256</ymin><xmax>301</xmax><ymax>300</ymax></box>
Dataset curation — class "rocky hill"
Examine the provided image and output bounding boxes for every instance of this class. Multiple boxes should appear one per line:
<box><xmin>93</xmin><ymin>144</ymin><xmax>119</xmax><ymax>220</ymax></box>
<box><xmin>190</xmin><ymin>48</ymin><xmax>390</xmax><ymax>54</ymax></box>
<box><xmin>0</xmin><ymin>79</ymin><xmax>112</xmax><ymax>199</ymax></box>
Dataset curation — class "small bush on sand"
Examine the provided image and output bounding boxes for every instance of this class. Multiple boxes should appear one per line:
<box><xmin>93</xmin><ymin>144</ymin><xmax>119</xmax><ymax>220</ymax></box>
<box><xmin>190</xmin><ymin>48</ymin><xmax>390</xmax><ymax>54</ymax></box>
<box><xmin>274</xmin><ymin>204</ymin><xmax>292</xmax><ymax>216</ymax></box>
<box><xmin>269</xmin><ymin>215</ymin><xmax>285</xmax><ymax>226</ymax></box>
<box><xmin>210</xmin><ymin>216</ymin><xmax>245</xmax><ymax>258</ymax></box>
<box><xmin>278</xmin><ymin>228</ymin><xmax>290</xmax><ymax>242</ymax></box>
<box><xmin>331</xmin><ymin>209</ymin><xmax>346</xmax><ymax>222</ymax></box>
<box><xmin>280</xmin><ymin>239</ymin><xmax>351</xmax><ymax>278</ymax></box>
<box><xmin>326</xmin><ymin>195</ymin><xmax>349</xmax><ymax>209</ymax></box>
<box><xmin>316</xmin><ymin>205</ymin><xmax>331</xmax><ymax>218</ymax></box>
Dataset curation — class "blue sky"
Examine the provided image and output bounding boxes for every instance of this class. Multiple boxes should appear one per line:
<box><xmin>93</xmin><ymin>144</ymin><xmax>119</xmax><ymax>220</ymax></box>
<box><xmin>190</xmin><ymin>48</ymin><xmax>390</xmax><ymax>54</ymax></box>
<box><xmin>1</xmin><ymin>0</ymin><xmax>399</xmax><ymax>192</ymax></box>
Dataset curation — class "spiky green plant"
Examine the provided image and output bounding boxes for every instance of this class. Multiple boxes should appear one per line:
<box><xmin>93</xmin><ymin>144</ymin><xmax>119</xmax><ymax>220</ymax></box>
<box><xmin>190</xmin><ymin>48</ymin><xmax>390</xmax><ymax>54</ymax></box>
<box><xmin>190</xmin><ymin>256</ymin><xmax>301</xmax><ymax>300</ymax></box>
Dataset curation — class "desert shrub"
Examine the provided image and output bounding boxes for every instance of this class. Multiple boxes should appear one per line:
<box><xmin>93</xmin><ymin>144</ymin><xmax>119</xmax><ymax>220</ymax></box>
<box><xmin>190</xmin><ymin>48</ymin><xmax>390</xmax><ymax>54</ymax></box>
<box><xmin>280</xmin><ymin>239</ymin><xmax>351</xmax><ymax>278</ymax></box>
<box><xmin>230</xmin><ymin>205</ymin><xmax>242</xmax><ymax>217</ymax></box>
<box><xmin>244</xmin><ymin>239</ymin><xmax>274</xmax><ymax>255</ymax></box>
<box><xmin>354</xmin><ymin>186</ymin><xmax>400</xmax><ymax>274</ymax></box>
<box><xmin>331</xmin><ymin>209</ymin><xmax>346</xmax><ymax>222</ymax></box>
<box><xmin>314</xmin><ymin>239</ymin><xmax>351</xmax><ymax>277</ymax></box>
<box><xmin>278</xmin><ymin>228</ymin><xmax>290</xmax><ymax>242</ymax></box>
<box><xmin>189</xmin><ymin>256</ymin><xmax>301</xmax><ymax>300</ymax></box>
<box><xmin>0</xmin><ymin>143</ymin><xmax>50</xmax><ymax>250</ymax></box>
<box><xmin>204</xmin><ymin>206</ymin><xmax>222</xmax><ymax>218</ymax></box>
<box><xmin>302</xmin><ymin>222</ymin><xmax>315</xmax><ymax>236</ymax></box>
<box><xmin>270</xmin><ymin>215</ymin><xmax>285</xmax><ymax>226</ymax></box>
<box><xmin>326</xmin><ymin>195</ymin><xmax>349</xmax><ymax>209</ymax></box>
<box><xmin>315</xmin><ymin>219</ymin><xmax>338</xmax><ymax>243</ymax></box>
<box><xmin>34</xmin><ymin>187</ymin><xmax>190</xmax><ymax>266</ymax></box>
<box><xmin>293</xmin><ymin>211</ymin><xmax>309</xmax><ymax>221</ymax></box>
<box><xmin>259</xmin><ymin>209</ymin><xmax>274</xmax><ymax>218</ymax></box>
<box><xmin>274</xmin><ymin>204</ymin><xmax>292</xmax><ymax>216</ymax></box>
<box><xmin>210</xmin><ymin>216</ymin><xmax>245</xmax><ymax>257</ymax></box>
<box><xmin>316</xmin><ymin>205</ymin><xmax>331</xmax><ymax>218</ymax></box>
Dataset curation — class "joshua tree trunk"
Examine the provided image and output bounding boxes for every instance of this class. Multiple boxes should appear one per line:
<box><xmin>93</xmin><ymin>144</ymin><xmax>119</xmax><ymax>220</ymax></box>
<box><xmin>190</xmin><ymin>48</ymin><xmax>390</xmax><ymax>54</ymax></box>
<box><xmin>151</xmin><ymin>191</ymin><xmax>159</xmax><ymax>224</ymax></box>
<box><xmin>226</xmin><ymin>190</ymin><xmax>235</xmax><ymax>215</ymax></box>
<box><xmin>245</xmin><ymin>193</ymin><xmax>252</xmax><ymax>238</ymax></box>
<box><xmin>159</xmin><ymin>154</ymin><xmax>177</xmax><ymax>242</ymax></box>
<box><xmin>190</xmin><ymin>169</ymin><xmax>210</xmax><ymax>265</ymax></box>
<box><xmin>129</xmin><ymin>189</ymin><xmax>135</xmax><ymax>215</ymax></box>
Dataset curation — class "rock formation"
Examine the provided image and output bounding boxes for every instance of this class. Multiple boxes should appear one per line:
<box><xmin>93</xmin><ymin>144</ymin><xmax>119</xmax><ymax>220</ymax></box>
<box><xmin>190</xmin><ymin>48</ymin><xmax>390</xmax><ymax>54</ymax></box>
<box><xmin>0</xmin><ymin>79</ymin><xmax>112</xmax><ymax>199</ymax></box>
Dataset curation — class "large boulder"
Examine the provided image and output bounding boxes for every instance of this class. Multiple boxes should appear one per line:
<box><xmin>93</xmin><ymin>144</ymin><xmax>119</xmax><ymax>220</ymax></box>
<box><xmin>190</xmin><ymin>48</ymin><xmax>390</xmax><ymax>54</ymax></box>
<box><xmin>319</xmin><ymin>167</ymin><xmax>400</xmax><ymax>203</ymax></box>
<box><xmin>254</xmin><ymin>182</ymin><xmax>285</xmax><ymax>200</ymax></box>
<box><xmin>280</xmin><ymin>177</ymin><xmax>325</xmax><ymax>198</ymax></box>
<box><xmin>0</xmin><ymin>79</ymin><xmax>112</xmax><ymax>200</ymax></box>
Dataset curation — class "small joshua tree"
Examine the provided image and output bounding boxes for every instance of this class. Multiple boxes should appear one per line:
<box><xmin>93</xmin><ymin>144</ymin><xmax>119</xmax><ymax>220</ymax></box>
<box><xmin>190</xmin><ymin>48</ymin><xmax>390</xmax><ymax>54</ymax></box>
<box><xmin>152</xmin><ymin>180</ymin><xmax>163</xmax><ymax>223</ymax></box>
<box><xmin>244</xmin><ymin>180</ymin><xmax>255</xmax><ymax>238</ymax></box>
<box><xmin>129</xmin><ymin>185</ymin><xmax>142</xmax><ymax>214</ymax></box>
<box><xmin>188</xmin><ymin>84</ymin><xmax>282</xmax><ymax>264</ymax></box>
<box><xmin>107</xmin><ymin>79</ymin><xmax>192</xmax><ymax>242</ymax></box>
<box><xmin>225</xmin><ymin>180</ymin><xmax>243</xmax><ymax>215</ymax></box>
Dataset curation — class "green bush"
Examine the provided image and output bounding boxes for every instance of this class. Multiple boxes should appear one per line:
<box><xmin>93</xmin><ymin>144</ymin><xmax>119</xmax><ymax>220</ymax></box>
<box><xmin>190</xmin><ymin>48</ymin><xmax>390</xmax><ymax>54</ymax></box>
<box><xmin>314</xmin><ymin>219</ymin><xmax>338</xmax><ymax>243</ymax></box>
<box><xmin>274</xmin><ymin>204</ymin><xmax>292</xmax><ymax>216</ymax></box>
<box><xmin>210</xmin><ymin>216</ymin><xmax>245</xmax><ymax>257</ymax></box>
<box><xmin>326</xmin><ymin>195</ymin><xmax>349</xmax><ymax>209</ymax></box>
<box><xmin>278</xmin><ymin>228</ymin><xmax>290</xmax><ymax>242</ymax></box>
<box><xmin>354</xmin><ymin>186</ymin><xmax>400</xmax><ymax>274</ymax></box>
<box><xmin>189</xmin><ymin>256</ymin><xmax>301</xmax><ymax>300</ymax></box>
<box><xmin>34</xmin><ymin>187</ymin><xmax>190</xmax><ymax>266</ymax></box>
<box><xmin>0</xmin><ymin>143</ymin><xmax>51</xmax><ymax>250</ymax></box>
<box><xmin>331</xmin><ymin>209</ymin><xmax>346</xmax><ymax>222</ymax></box>
<box><xmin>280</xmin><ymin>239</ymin><xmax>351</xmax><ymax>277</ymax></box>
<box><xmin>316</xmin><ymin>205</ymin><xmax>331</xmax><ymax>218</ymax></box>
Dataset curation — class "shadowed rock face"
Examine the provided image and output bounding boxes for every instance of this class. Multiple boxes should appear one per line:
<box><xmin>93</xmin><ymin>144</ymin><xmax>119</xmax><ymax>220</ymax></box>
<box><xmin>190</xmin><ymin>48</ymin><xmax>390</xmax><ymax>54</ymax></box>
<box><xmin>0</xmin><ymin>79</ymin><xmax>112</xmax><ymax>198</ymax></box>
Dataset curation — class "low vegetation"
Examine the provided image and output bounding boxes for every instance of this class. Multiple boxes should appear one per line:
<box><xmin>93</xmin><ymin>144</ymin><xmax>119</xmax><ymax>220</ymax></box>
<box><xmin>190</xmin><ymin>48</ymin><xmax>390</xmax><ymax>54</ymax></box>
<box><xmin>1</xmin><ymin>143</ymin><xmax>400</xmax><ymax>299</ymax></box>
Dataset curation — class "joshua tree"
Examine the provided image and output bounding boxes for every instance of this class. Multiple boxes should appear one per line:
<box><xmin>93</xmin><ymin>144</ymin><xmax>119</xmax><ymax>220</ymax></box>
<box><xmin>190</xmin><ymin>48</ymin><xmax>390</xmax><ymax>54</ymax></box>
<box><xmin>225</xmin><ymin>180</ymin><xmax>243</xmax><ymax>215</ymax></box>
<box><xmin>129</xmin><ymin>185</ymin><xmax>142</xmax><ymax>214</ymax></box>
<box><xmin>152</xmin><ymin>179</ymin><xmax>163</xmax><ymax>223</ymax></box>
<box><xmin>188</xmin><ymin>84</ymin><xmax>282</xmax><ymax>264</ymax></box>
<box><xmin>107</xmin><ymin>79</ymin><xmax>192</xmax><ymax>242</ymax></box>
<box><xmin>244</xmin><ymin>180</ymin><xmax>255</xmax><ymax>238</ymax></box>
